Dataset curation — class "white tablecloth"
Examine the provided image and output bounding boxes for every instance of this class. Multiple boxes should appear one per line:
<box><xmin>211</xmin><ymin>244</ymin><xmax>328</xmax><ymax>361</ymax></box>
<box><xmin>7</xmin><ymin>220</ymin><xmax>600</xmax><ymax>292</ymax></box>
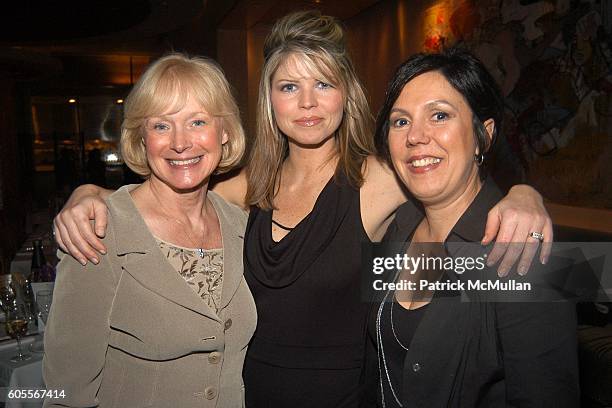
<box><xmin>0</xmin><ymin>337</ymin><xmax>44</xmax><ymax>408</ymax></box>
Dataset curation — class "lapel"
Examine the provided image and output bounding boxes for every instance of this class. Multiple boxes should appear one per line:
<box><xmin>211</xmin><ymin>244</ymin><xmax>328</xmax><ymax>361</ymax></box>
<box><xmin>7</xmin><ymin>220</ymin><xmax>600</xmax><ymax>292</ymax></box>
<box><xmin>109</xmin><ymin>186</ymin><xmax>242</xmax><ymax>323</ymax></box>
<box><xmin>207</xmin><ymin>191</ymin><xmax>246</xmax><ymax>312</ymax></box>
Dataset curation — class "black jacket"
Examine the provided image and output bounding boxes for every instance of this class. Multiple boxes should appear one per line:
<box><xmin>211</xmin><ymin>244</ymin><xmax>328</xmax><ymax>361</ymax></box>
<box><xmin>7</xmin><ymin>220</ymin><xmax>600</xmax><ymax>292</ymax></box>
<box><xmin>363</xmin><ymin>178</ymin><xmax>579</xmax><ymax>407</ymax></box>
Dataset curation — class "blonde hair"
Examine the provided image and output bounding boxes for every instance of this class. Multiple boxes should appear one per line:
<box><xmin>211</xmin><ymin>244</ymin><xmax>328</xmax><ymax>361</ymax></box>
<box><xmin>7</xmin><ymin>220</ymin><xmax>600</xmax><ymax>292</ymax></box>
<box><xmin>121</xmin><ymin>53</ymin><xmax>245</xmax><ymax>177</ymax></box>
<box><xmin>246</xmin><ymin>10</ymin><xmax>375</xmax><ymax>209</ymax></box>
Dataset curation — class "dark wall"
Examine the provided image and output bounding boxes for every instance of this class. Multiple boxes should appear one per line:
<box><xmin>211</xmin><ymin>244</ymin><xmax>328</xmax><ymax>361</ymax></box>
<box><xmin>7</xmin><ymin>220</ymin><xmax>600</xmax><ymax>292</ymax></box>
<box><xmin>0</xmin><ymin>78</ymin><xmax>31</xmax><ymax>267</ymax></box>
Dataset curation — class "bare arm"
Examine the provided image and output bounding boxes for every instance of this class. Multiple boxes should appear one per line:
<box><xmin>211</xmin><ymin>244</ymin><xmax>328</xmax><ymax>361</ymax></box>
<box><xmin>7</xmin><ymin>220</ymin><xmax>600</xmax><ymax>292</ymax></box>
<box><xmin>53</xmin><ymin>184</ymin><xmax>113</xmax><ymax>265</ymax></box>
<box><xmin>362</xmin><ymin>156</ymin><xmax>553</xmax><ymax>275</ymax></box>
<box><xmin>360</xmin><ymin>156</ymin><xmax>409</xmax><ymax>241</ymax></box>
<box><xmin>210</xmin><ymin>168</ymin><xmax>248</xmax><ymax>209</ymax></box>
<box><xmin>54</xmin><ymin>169</ymin><xmax>248</xmax><ymax>266</ymax></box>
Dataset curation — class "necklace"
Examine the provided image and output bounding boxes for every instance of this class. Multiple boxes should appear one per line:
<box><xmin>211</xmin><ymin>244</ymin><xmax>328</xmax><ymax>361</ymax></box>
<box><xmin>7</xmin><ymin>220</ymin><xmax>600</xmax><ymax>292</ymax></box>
<box><xmin>151</xmin><ymin>191</ymin><xmax>207</xmax><ymax>258</ymax></box>
<box><xmin>390</xmin><ymin>299</ymin><xmax>410</xmax><ymax>351</ymax></box>
<box><xmin>376</xmin><ymin>290</ymin><xmax>404</xmax><ymax>408</ymax></box>
<box><xmin>179</xmin><ymin>222</ymin><xmax>206</xmax><ymax>258</ymax></box>
<box><xmin>271</xmin><ymin>218</ymin><xmax>294</xmax><ymax>231</ymax></box>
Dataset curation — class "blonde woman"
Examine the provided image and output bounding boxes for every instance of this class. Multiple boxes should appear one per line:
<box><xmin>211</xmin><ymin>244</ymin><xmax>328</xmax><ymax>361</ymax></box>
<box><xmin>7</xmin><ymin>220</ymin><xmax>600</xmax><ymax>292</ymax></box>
<box><xmin>43</xmin><ymin>54</ymin><xmax>256</xmax><ymax>407</ymax></box>
<box><xmin>53</xmin><ymin>12</ymin><xmax>552</xmax><ymax>407</ymax></box>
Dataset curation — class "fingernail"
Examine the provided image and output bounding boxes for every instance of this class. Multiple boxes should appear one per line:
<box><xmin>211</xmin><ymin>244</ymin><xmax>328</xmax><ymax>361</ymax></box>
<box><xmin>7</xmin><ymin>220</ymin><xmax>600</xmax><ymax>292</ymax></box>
<box><xmin>498</xmin><ymin>267</ymin><xmax>508</xmax><ymax>277</ymax></box>
<box><xmin>79</xmin><ymin>259</ymin><xmax>87</xmax><ymax>266</ymax></box>
<box><xmin>541</xmin><ymin>256</ymin><xmax>548</xmax><ymax>265</ymax></box>
<box><xmin>100</xmin><ymin>249</ymin><xmax>107</xmax><ymax>255</ymax></box>
<box><xmin>518</xmin><ymin>266</ymin><xmax>526</xmax><ymax>276</ymax></box>
<box><xmin>92</xmin><ymin>258</ymin><xmax>99</xmax><ymax>265</ymax></box>
<box><xmin>481</xmin><ymin>237</ymin><xmax>488</xmax><ymax>245</ymax></box>
<box><xmin>487</xmin><ymin>259</ymin><xmax>494</xmax><ymax>267</ymax></box>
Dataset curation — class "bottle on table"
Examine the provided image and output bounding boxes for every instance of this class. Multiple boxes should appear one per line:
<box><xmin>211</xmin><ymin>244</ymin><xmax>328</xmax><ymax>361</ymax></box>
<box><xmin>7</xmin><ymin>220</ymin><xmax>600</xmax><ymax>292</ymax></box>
<box><xmin>31</xmin><ymin>239</ymin><xmax>45</xmax><ymax>282</ymax></box>
<box><xmin>26</xmin><ymin>239</ymin><xmax>47</xmax><ymax>324</ymax></box>
<box><xmin>31</xmin><ymin>239</ymin><xmax>55</xmax><ymax>282</ymax></box>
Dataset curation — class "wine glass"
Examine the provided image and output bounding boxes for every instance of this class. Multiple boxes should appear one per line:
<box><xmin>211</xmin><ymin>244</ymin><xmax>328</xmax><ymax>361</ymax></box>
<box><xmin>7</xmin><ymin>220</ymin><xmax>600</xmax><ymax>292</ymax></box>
<box><xmin>30</xmin><ymin>290</ymin><xmax>52</xmax><ymax>353</ymax></box>
<box><xmin>5</xmin><ymin>303</ymin><xmax>31</xmax><ymax>362</ymax></box>
<box><xmin>36</xmin><ymin>290</ymin><xmax>53</xmax><ymax>324</ymax></box>
<box><xmin>0</xmin><ymin>283</ymin><xmax>16</xmax><ymax>312</ymax></box>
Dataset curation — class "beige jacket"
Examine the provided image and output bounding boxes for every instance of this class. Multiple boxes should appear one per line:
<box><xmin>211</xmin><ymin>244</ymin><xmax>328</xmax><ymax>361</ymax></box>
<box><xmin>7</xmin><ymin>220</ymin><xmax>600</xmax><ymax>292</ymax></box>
<box><xmin>43</xmin><ymin>186</ymin><xmax>257</xmax><ymax>408</ymax></box>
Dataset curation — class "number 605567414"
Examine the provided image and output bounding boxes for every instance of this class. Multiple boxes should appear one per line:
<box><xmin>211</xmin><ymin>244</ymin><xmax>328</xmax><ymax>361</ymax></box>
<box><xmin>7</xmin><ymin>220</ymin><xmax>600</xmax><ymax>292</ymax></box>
<box><xmin>6</xmin><ymin>388</ymin><xmax>66</xmax><ymax>400</ymax></box>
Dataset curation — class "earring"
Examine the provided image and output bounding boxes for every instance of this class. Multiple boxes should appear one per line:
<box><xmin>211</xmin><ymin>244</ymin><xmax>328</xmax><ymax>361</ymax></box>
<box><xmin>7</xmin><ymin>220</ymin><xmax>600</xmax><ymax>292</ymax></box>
<box><xmin>474</xmin><ymin>153</ymin><xmax>484</xmax><ymax>166</ymax></box>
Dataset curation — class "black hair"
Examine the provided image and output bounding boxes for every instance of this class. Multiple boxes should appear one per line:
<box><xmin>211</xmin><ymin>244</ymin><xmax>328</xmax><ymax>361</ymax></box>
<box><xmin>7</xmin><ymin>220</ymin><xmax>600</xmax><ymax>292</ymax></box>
<box><xmin>374</xmin><ymin>47</ymin><xmax>504</xmax><ymax>177</ymax></box>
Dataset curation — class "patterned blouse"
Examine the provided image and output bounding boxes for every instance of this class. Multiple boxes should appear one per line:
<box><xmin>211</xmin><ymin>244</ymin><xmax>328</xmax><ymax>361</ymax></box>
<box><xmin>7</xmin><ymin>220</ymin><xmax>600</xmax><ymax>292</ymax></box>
<box><xmin>156</xmin><ymin>238</ymin><xmax>224</xmax><ymax>313</ymax></box>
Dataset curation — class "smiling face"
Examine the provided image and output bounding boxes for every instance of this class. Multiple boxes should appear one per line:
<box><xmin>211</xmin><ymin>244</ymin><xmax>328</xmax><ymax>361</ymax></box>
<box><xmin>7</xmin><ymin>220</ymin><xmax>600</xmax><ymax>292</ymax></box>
<box><xmin>270</xmin><ymin>53</ymin><xmax>344</xmax><ymax>149</ymax></box>
<box><xmin>143</xmin><ymin>96</ymin><xmax>227</xmax><ymax>192</ymax></box>
<box><xmin>388</xmin><ymin>71</ymin><xmax>490</xmax><ymax>207</ymax></box>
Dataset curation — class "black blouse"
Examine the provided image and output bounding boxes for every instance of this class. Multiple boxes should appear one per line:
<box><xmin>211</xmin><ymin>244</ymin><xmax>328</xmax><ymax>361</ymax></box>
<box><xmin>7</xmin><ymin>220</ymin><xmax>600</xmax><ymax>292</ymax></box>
<box><xmin>364</xmin><ymin>177</ymin><xmax>580</xmax><ymax>408</ymax></box>
<box><xmin>378</xmin><ymin>300</ymin><xmax>428</xmax><ymax>408</ymax></box>
<box><xmin>243</xmin><ymin>170</ymin><xmax>372</xmax><ymax>407</ymax></box>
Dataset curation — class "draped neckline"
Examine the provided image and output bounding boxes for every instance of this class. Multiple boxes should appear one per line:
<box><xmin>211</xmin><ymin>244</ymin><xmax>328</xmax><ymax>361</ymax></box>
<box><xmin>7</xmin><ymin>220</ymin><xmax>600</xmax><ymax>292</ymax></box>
<box><xmin>269</xmin><ymin>175</ymin><xmax>335</xmax><ymax>244</ymax></box>
<box><xmin>244</xmin><ymin>170</ymin><xmax>356</xmax><ymax>288</ymax></box>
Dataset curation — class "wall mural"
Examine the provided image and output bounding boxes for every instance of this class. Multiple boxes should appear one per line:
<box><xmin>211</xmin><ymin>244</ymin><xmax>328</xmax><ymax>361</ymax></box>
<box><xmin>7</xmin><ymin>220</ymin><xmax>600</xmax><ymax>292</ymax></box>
<box><xmin>422</xmin><ymin>0</ymin><xmax>612</xmax><ymax>209</ymax></box>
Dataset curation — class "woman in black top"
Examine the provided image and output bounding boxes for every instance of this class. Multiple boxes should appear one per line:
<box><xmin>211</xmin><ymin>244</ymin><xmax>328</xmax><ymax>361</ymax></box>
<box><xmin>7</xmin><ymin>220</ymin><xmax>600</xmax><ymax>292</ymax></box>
<box><xmin>366</xmin><ymin>48</ymin><xmax>579</xmax><ymax>407</ymax></box>
<box><xmin>51</xmin><ymin>13</ymin><xmax>557</xmax><ymax>408</ymax></box>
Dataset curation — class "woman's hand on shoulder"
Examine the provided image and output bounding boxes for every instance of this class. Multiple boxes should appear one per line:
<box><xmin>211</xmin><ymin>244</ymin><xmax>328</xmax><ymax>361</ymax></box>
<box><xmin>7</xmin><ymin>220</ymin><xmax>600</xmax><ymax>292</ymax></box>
<box><xmin>211</xmin><ymin>168</ymin><xmax>248</xmax><ymax>209</ymax></box>
<box><xmin>53</xmin><ymin>184</ymin><xmax>112</xmax><ymax>266</ymax></box>
<box><xmin>483</xmin><ymin>184</ymin><xmax>553</xmax><ymax>277</ymax></box>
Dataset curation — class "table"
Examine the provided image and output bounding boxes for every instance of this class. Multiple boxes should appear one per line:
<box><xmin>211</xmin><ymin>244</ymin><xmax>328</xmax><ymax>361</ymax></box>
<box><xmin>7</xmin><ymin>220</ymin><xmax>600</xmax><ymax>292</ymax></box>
<box><xmin>10</xmin><ymin>216</ymin><xmax>58</xmax><ymax>280</ymax></box>
<box><xmin>0</xmin><ymin>336</ymin><xmax>44</xmax><ymax>408</ymax></box>
<box><xmin>2</xmin><ymin>221</ymin><xmax>55</xmax><ymax>408</ymax></box>
<box><xmin>10</xmin><ymin>246</ymin><xmax>57</xmax><ymax>279</ymax></box>
<box><xmin>8</xmin><ymin>254</ymin><xmax>30</xmax><ymax>280</ymax></box>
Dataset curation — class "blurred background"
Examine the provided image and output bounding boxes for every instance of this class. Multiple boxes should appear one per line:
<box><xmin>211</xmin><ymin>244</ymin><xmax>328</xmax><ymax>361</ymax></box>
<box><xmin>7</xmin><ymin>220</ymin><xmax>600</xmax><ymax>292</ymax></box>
<box><xmin>0</xmin><ymin>0</ymin><xmax>611</xmax><ymax>265</ymax></box>
<box><xmin>0</xmin><ymin>2</ymin><xmax>610</xmax><ymax>406</ymax></box>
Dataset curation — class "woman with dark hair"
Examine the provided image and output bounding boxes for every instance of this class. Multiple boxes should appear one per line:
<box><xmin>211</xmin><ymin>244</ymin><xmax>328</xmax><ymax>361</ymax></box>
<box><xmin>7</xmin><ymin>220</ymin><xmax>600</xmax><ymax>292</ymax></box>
<box><xmin>51</xmin><ymin>13</ymin><xmax>554</xmax><ymax>407</ymax></box>
<box><xmin>366</xmin><ymin>47</ymin><xmax>578</xmax><ymax>407</ymax></box>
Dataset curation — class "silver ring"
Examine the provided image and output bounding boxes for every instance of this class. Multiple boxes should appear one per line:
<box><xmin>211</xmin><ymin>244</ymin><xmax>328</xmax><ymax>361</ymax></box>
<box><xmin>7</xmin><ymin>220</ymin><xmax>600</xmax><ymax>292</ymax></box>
<box><xmin>529</xmin><ymin>231</ymin><xmax>544</xmax><ymax>242</ymax></box>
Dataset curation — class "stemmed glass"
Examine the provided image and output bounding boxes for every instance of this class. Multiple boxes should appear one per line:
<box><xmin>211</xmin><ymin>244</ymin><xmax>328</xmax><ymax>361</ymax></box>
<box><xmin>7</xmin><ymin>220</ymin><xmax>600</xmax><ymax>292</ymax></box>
<box><xmin>36</xmin><ymin>290</ymin><xmax>52</xmax><ymax>324</ymax></box>
<box><xmin>0</xmin><ymin>283</ymin><xmax>16</xmax><ymax>312</ymax></box>
<box><xmin>5</xmin><ymin>303</ymin><xmax>31</xmax><ymax>362</ymax></box>
<box><xmin>30</xmin><ymin>290</ymin><xmax>52</xmax><ymax>353</ymax></box>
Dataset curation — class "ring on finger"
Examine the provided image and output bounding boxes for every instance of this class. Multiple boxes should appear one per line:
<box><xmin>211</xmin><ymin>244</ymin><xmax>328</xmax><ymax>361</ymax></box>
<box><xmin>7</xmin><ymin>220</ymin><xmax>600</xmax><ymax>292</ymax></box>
<box><xmin>528</xmin><ymin>231</ymin><xmax>544</xmax><ymax>242</ymax></box>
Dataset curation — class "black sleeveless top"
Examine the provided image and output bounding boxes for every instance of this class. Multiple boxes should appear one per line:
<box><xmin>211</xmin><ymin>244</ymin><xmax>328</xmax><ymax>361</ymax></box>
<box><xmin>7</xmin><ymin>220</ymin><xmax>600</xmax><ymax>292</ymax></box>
<box><xmin>243</xmin><ymin>171</ymin><xmax>371</xmax><ymax>406</ymax></box>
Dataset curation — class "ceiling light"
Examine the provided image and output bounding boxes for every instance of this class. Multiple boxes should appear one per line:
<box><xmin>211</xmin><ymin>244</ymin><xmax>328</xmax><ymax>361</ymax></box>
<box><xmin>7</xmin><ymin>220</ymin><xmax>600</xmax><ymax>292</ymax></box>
<box><xmin>105</xmin><ymin>153</ymin><xmax>119</xmax><ymax>163</ymax></box>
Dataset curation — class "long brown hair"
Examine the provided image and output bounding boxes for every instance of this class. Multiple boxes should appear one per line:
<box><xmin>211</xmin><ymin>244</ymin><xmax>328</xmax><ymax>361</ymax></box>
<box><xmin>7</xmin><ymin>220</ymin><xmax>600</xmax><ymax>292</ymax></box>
<box><xmin>245</xmin><ymin>10</ymin><xmax>375</xmax><ymax>209</ymax></box>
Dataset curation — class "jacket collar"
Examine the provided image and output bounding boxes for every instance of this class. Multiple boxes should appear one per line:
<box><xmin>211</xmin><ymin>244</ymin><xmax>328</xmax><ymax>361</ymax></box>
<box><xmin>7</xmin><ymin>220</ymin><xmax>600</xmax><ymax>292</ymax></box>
<box><xmin>447</xmin><ymin>177</ymin><xmax>503</xmax><ymax>243</ymax></box>
<box><xmin>107</xmin><ymin>186</ymin><xmax>245</xmax><ymax>321</ymax></box>
<box><xmin>108</xmin><ymin>185</ymin><xmax>151</xmax><ymax>256</ymax></box>
<box><xmin>208</xmin><ymin>191</ymin><xmax>246</xmax><ymax>312</ymax></box>
<box><xmin>391</xmin><ymin>176</ymin><xmax>504</xmax><ymax>244</ymax></box>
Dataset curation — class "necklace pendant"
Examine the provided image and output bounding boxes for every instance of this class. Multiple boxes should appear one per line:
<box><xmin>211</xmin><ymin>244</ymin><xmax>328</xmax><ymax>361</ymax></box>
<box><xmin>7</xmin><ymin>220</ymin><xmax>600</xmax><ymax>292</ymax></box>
<box><xmin>197</xmin><ymin>248</ymin><xmax>205</xmax><ymax>258</ymax></box>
